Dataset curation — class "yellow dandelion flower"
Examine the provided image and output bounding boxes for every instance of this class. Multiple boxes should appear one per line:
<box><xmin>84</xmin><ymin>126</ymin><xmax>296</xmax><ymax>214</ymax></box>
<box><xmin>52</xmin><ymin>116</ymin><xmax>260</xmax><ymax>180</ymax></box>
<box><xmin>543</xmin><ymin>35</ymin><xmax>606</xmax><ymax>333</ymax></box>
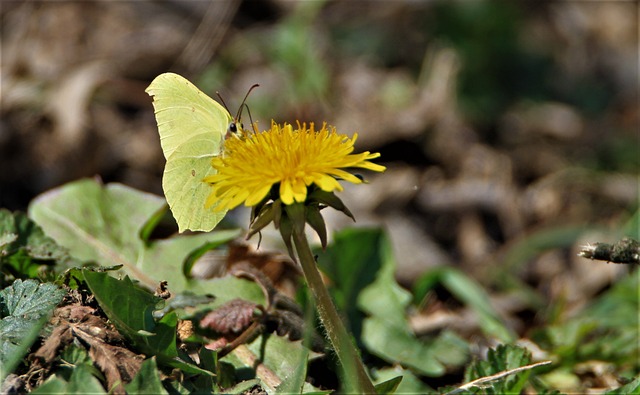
<box><xmin>204</xmin><ymin>121</ymin><xmax>385</xmax><ymax>211</ymax></box>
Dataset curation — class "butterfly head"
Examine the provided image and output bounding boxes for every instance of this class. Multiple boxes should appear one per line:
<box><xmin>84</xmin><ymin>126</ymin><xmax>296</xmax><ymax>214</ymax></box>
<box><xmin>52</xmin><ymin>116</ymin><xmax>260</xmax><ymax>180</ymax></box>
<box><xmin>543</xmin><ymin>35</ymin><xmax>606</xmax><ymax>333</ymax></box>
<box><xmin>226</xmin><ymin>120</ymin><xmax>244</xmax><ymax>139</ymax></box>
<box><xmin>218</xmin><ymin>84</ymin><xmax>260</xmax><ymax>140</ymax></box>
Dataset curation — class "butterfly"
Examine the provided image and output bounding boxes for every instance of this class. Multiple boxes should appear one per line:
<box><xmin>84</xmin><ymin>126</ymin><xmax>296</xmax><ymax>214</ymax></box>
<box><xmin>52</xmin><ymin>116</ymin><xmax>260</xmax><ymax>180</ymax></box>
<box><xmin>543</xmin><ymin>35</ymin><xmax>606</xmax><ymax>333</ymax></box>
<box><xmin>146</xmin><ymin>73</ymin><xmax>255</xmax><ymax>232</ymax></box>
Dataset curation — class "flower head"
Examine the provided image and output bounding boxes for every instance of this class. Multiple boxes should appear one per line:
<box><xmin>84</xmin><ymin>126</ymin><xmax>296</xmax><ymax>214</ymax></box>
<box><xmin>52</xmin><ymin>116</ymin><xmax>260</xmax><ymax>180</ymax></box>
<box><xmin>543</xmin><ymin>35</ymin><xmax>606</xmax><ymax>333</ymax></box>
<box><xmin>204</xmin><ymin>121</ymin><xmax>385</xmax><ymax>211</ymax></box>
<box><xmin>204</xmin><ymin>121</ymin><xmax>385</xmax><ymax>250</ymax></box>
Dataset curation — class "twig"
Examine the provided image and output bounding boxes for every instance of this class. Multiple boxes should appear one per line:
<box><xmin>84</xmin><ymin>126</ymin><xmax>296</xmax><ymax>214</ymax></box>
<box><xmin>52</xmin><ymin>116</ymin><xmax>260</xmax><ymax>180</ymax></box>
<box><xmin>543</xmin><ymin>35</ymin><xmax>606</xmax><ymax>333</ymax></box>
<box><xmin>445</xmin><ymin>360</ymin><xmax>552</xmax><ymax>395</ymax></box>
<box><xmin>578</xmin><ymin>238</ymin><xmax>640</xmax><ymax>264</ymax></box>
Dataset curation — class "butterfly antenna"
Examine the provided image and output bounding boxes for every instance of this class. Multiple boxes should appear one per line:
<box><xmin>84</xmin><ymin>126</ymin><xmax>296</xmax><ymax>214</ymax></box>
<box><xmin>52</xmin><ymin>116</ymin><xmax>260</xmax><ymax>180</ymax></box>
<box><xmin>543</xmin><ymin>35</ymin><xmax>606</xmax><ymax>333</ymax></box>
<box><xmin>244</xmin><ymin>103</ymin><xmax>259</xmax><ymax>133</ymax></box>
<box><xmin>216</xmin><ymin>91</ymin><xmax>232</xmax><ymax>114</ymax></box>
<box><xmin>235</xmin><ymin>84</ymin><xmax>260</xmax><ymax>122</ymax></box>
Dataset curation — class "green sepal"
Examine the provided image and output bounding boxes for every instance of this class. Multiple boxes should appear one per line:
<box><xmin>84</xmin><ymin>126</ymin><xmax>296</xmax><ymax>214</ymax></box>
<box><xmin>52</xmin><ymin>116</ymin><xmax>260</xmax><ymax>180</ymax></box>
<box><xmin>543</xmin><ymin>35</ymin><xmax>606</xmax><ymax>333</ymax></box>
<box><xmin>305</xmin><ymin>204</ymin><xmax>328</xmax><ymax>249</ymax></box>
<box><xmin>284</xmin><ymin>203</ymin><xmax>306</xmax><ymax>235</ymax></box>
<box><xmin>248</xmin><ymin>203</ymin><xmax>276</xmax><ymax>240</ymax></box>
<box><xmin>308</xmin><ymin>189</ymin><xmax>355</xmax><ymax>221</ymax></box>
<box><xmin>278</xmin><ymin>214</ymin><xmax>295</xmax><ymax>259</ymax></box>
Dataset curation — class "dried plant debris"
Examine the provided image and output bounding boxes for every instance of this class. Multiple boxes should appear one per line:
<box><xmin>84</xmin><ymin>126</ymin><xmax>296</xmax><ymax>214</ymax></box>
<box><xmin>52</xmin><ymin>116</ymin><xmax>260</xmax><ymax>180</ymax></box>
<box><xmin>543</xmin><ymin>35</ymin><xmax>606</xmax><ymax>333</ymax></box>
<box><xmin>20</xmin><ymin>287</ymin><xmax>144</xmax><ymax>394</ymax></box>
<box><xmin>201</xmin><ymin>299</ymin><xmax>259</xmax><ymax>335</ymax></box>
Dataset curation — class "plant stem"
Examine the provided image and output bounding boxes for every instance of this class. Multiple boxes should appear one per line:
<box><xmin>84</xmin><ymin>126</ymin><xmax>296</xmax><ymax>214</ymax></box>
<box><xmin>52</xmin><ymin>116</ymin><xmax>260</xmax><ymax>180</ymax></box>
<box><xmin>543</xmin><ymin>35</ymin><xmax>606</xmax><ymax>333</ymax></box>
<box><xmin>292</xmin><ymin>229</ymin><xmax>376</xmax><ymax>394</ymax></box>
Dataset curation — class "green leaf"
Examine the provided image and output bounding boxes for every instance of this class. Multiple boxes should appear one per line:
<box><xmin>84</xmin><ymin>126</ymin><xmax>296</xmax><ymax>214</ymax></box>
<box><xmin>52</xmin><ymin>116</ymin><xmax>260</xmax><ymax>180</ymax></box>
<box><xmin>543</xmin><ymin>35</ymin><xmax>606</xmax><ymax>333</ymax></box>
<box><xmin>225</xmin><ymin>335</ymin><xmax>323</xmax><ymax>393</ymax></box>
<box><xmin>532</xmin><ymin>273</ymin><xmax>639</xmax><ymax>368</ymax></box>
<box><xmin>315</xmin><ymin>228</ymin><xmax>389</xmax><ymax>342</ymax></box>
<box><xmin>1</xmin><ymin>279</ymin><xmax>64</xmax><ymax>318</ymax></box>
<box><xmin>0</xmin><ymin>209</ymin><xmax>73</xmax><ymax>280</ymax></box>
<box><xmin>605</xmin><ymin>375</ymin><xmax>640</xmax><ymax>395</ymax></box>
<box><xmin>362</xmin><ymin>316</ymin><xmax>444</xmax><ymax>376</ymax></box>
<box><xmin>30</xmin><ymin>376</ymin><xmax>68</xmax><ymax>394</ymax></box>
<box><xmin>81</xmin><ymin>269</ymin><xmax>224</xmax><ymax>376</ymax></box>
<box><xmin>220</xmin><ymin>378</ymin><xmax>262</xmax><ymax>395</ymax></box>
<box><xmin>327</xmin><ymin>229</ymin><xmax>469</xmax><ymax>376</ymax></box>
<box><xmin>82</xmin><ymin>269</ymin><xmax>177</xmax><ymax>358</ymax></box>
<box><xmin>463</xmin><ymin>344</ymin><xmax>533</xmax><ymax>394</ymax></box>
<box><xmin>356</xmin><ymin>230</ymin><xmax>412</xmax><ymax>324</ymax></box>
<box><xmin>28</xmin><ymin>179</ymin><xmax>241</xmax><ymax>291</ymax></box>
<box><xmin>31</xmin><ymin>364</ymin><xmax>106</xmax><ymax>394</ymax></box>
<box><xmin>373</xmin><ymin>367</ymin><xmax>435</xmax><ymax>394</ymax></box>
<box><xmin>0</xmin><ymin>279</ymin><xmax>64</xmax><ymax>378</ymax></box>
<box><xmin>139</xmin><ymin>204</ymin><xmax>170</xmax><ymax>244</ymax></box>
<box><xmin>125</xmin><ymin>357</ymin><xmax>169</xmax><ymax>395</ymax></box>
<box><xmin>374</xmin><ymin>375</ymin><xmax>402</xmax><ymax>394</ymax></box>
<box><xmin>276</xmin><ymin>346</ymin><xmax>308</xmax><ymax>394</ymax></box>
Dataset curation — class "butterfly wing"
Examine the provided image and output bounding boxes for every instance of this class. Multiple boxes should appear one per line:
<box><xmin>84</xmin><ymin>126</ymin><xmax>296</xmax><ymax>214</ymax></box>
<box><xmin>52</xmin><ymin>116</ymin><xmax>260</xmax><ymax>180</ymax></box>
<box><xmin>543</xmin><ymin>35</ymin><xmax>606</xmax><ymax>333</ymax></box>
<box><xmin>146</xmin><ymin>73</ymin><xmax>232</xmax><ymax>232</ymax></box>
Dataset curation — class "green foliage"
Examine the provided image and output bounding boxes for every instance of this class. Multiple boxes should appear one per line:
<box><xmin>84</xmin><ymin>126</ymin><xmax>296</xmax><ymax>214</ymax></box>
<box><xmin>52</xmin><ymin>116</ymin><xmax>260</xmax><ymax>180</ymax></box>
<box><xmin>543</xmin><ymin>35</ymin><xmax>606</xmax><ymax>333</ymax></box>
<box><xmin>28</xmin><ymin>179</ymin><xmax>241</xmax><ymax>293</ymax></box>
<box><xmin>605</xmin><ymin>375</ymin><xmax>640</xmax><ymax>395</ymax></box>
<box><xmin>225</xmin><ymin>334</ymin><xmax>325</xmax><ymax>394</ymax></box>
<box><xmin>269</xmin><ymin>1</ymin><xmax>329</xmax><ymax>106</ymax></box>
<box><xmin>81</xmin><ymin>270</ymin><xmax>180</xmax><ymax>361</ymax></box>
<box><xmin>463</xmin><ymin>345</ymin><xmax>533</xmax><ymax>394</ymax></box>
<box><xmin>373</xmin><ymin>374</ymin><xmax>403</xmax><ymax>394</ymax></box>
<box><xmin>0</xmin><ymin>279</ymin><xmax>64</xmax><ymax>380</ymax></box>
<box><xmin>413</xmin><ymin>267</ymin><xmax>515</xmax><ymax>342</ymax></box>
<box><xmin>0</xmin><ymin>178</ymin><xmax>635</xmax><ymax>393</ymax></box>
<box><xmin>532</xmin><ymin>273</ymin><xmax>639</xmax><ymax>382</ymax></box>
<box><xmin>31</xmin><ymin>363</ymin><xmax>106</xmax><ymax>394</ymax></box>
<box><xmin>373</xmin><ymin>367</ymin><xmax>435</xmax><ymax>394</ymax></box>
<box><xmin>318</xmin><ymin>228</ymin><xmax>469</xmax><ymax>377</ymax></box>
<box><xmin>0</xmin><ymin>209</ymin><xmax>74</xmax><ymax>283</ymax></box>
<box><xmin>316</xmin><ymin>228</ymin><xmax>386</xmax><ymax>342</ymax></box>
<box><xmin>125</xmin><ymin>358</ymin><xmax>168</xmax><ymax>395</ymax></box>
<box><xmin>426</xmin><ymin>1</ymin><xmax>554</xmax><ymax>126</ymax></box>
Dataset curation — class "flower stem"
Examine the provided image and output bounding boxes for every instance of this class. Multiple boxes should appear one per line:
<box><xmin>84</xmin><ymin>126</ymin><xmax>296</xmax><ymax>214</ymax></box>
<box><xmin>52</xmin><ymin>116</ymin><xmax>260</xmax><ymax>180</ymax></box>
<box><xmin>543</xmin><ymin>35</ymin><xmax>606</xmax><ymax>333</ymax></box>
<box><xmin>292</xmin><ymin>229</ymin><xmax>376</xmax><ymax>394</ymax></box>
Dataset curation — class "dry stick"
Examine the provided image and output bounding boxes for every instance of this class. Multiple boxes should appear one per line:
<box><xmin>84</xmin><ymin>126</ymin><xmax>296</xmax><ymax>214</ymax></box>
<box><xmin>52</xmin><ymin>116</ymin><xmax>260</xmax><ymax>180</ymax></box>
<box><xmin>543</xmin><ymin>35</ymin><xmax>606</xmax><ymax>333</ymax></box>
<box><xmin>445</xmin><ymin>360</ymin><xmax>552</xmax><ymax>395</ymax></box>
<box><xmin>578</xmin><ymin>238</ymin><xmax>640</xmax><ymax>265</ymax></box>
<box><xmin>292</xmin><ymin>229</ymin><xmax>376</xmax><ymax>394</ymax></box>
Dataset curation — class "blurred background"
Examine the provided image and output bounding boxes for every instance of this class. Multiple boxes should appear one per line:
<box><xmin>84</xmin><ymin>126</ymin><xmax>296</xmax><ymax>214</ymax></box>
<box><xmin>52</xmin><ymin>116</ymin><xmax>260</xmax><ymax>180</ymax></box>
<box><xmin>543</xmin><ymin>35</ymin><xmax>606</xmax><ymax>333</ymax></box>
<box><xmin>1</xmin><ymin>1</ymin><xmax>638</xmax><ymax>289</ymax></box>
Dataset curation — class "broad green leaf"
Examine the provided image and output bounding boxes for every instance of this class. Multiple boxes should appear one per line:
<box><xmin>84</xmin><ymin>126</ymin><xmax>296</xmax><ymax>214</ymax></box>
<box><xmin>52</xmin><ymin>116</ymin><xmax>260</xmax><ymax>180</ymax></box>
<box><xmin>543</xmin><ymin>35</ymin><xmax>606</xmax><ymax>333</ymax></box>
<box><xmin>82</xmin><ymin>269</ymin><xmax>177</xmax><ymax>358</ymax></box>
<box><xmin>362</xmin><ymin>316</ymin><xmax>444</xmax><ymax>376</ymax></box>
<box><xmin>225</xmin><ymin>335</ymin><xmax>323</xmax><ymax>393</ymax></box>
<box><xmin>325</xmin><ymin>229</ymin><xmax>469</xmax><ymax>376</ymax></box>
<box><xmin>356</xmin><ymin>233</ymin><xmax>411</xmax><ymax>324</ymax></box>
<box><xmin>125</xmin><ymin>357</ymin><xmax>168</xmax><ymax>395</ymax></box>
<box><xmin>1</xmin><ymin>279</ymin><xmax>64</xmax><ymax>318</ymax></box>
<box><xmin>0</xmin><ymin>279</ymin><xmax>64</xmax><ymax>379</ymax></box>
<box><xmin>276</xmin><ymin>347</ymin><xmax>308</xmax><ymax>394</ymax></box>
<box><xmin>81</xmin><ymin>269</ymin><xmax>223</xmax><ymax>376</ymax></box>
<box><xmin>362</xmin><ymin>318</ymin><xmax>468</xmax><ymax>377</ymax></box>
<box><xmin>28</xmin><ymin>179</ymin><xmax>241</xmax><ymax>291</ymax></box>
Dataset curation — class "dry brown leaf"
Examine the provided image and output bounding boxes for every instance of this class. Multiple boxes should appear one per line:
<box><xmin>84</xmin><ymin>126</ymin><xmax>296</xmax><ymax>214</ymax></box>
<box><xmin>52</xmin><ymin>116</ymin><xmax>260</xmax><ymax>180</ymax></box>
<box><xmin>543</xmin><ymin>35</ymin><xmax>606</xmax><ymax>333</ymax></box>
<box><xmin>200</xmin><ymin>299</ymin><xmax>258</xmax><ymax>334</ymax></box>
